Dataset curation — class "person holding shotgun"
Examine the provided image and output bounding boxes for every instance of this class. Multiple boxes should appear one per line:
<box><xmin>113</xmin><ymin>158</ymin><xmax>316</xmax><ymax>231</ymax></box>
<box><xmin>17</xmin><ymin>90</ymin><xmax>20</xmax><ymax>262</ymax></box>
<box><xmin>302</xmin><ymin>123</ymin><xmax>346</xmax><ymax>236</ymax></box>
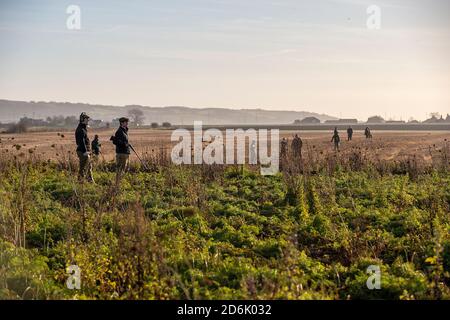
<box><xmin>111</xmin><ymin>117</ymin><xmax>131</xmax><ymax>186</ymax></box>
<box><xmin>75</xmin><ymin>112</ymin><xmax>94</xmax><ymax>183</ymax></box>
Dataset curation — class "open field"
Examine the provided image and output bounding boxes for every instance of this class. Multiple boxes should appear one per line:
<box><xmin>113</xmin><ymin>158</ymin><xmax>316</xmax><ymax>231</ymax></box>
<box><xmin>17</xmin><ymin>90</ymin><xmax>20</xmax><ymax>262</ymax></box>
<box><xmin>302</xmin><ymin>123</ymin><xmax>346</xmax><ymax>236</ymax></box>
<box><xmin>1</xmin><ymin>128</ymin><xmax>449</xmax><ymax>300</ymax></box>
<box><xmin>0</xmin><ymin>129</ymin><xmax>449</xmax><ymax>164</ymax></box>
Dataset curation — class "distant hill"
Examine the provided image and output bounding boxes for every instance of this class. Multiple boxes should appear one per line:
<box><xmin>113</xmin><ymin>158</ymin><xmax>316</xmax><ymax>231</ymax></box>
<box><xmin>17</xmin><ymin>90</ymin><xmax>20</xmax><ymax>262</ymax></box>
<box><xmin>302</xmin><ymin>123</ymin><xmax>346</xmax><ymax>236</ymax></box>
<box><xmin>0</xmin><ymin>99</ymin><xmax>337</xmax><ymax>125</ymax></box>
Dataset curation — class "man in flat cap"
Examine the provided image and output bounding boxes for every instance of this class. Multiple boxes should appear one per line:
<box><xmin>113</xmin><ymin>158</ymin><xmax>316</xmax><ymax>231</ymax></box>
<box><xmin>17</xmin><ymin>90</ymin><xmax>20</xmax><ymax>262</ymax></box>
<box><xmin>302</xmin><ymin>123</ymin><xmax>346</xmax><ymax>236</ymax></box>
<box><xmin>75</xmin><ymin>112</ymin><xmax>94</xmax><ymax>182</ymax></box>
<box><xmin>112</xmin><ymin>117</ymin><xmax>130</xmax><ymax>186</ymax></box>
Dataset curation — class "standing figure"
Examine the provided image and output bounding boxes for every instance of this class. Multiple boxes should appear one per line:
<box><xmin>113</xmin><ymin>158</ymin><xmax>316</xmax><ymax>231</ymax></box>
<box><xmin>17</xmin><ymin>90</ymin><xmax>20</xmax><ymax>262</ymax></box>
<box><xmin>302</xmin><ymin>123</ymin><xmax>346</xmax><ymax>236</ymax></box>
<box><xmin>291</xmin><ymin>134</ymin><xmax>303</xmax><ymax>159</ymax></box>
<box><xmin>75</xmin><ymin>112</ymin><xmax>94</xmax><ymax>182</ymax></box>
<box><xmin>280</xmin><ymin>138</ymin><xmax>288</xmax><ymax>160</ymax></box>
<box><xmin>331</xmin><ymin>130</ymin><xmax>340</xmax><ymax>151</ymax></box>
<box><xmin>347</xmin><ymin>127</ymin><xmax>353</xmax><ymax>141</ymax></box>
<box><xmin>112</xmin><ymin>117</ymin><xmax>131</xmax><ymax>186</ymax></box>
<box><xmin>91</xmin><ymin>134</ymin><xmax>101</xmax><ymax>161</ymax></box>
<box><xmin>365</xmin><ymin>127</ymin><xmax>372</xmax><ymax>139</ymax></box>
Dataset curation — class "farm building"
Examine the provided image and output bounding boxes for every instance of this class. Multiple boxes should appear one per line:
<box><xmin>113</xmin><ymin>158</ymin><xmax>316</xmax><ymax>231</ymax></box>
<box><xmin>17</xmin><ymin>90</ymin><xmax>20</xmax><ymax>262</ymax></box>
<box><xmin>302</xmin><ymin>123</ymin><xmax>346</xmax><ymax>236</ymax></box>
<box><xmin>367</xmin><ymin>116</ymin><xmax>385</xmax><ymax>124</ymax></box>
<box><xmin>297</xmin><ymin>117</ymin><xmax>321</xmax><ymax>124</ymax></box>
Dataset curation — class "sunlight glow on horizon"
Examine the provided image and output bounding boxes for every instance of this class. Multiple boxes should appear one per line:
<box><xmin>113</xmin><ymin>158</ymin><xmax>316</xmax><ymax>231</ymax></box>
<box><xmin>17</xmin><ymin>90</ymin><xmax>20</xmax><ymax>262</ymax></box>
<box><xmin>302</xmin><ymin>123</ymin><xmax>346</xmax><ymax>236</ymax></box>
<box><xmin>0</xmin><ymin>0</ymin><xmax>449</xmax><ymax>121</ymax></box>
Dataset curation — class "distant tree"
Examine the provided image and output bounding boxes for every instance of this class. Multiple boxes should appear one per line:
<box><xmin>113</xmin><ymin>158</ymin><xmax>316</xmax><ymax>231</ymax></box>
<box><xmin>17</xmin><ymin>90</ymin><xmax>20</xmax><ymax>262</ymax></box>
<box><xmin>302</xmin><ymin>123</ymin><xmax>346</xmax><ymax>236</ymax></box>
<box><xmin>64</xmin><ymin>116</ymin><xmax>78</xmax><ymax>127</ymax></box>
<box><xmin>128</xmin><ymin>109</ymin><xmax>145</xmax><ymax>126</ymax></box>
<box><xmin>7</xmin><ymin>118</ymin><xmax>29</xmax><ymax>133</ymax></box>
<box><xmin>162</xmin><ymin>122</ymin><xmax>171</xmax><ymax>128</ymax></box>
<box><xmin>18</xmin><ymin>117</ymin><xmax>33</xmax><ymax>127</ymax></box>
<box><xmin>429</xmin><ymin>112</ymin><xmax>441</xmax><ymax>119</ymax></box>
<box><xmin>46</xmin><ymin>115</ymin><xmax>65</xmax><ymax>127</ymax></box>
<box><xmin>430</xmin><ymin>112</ymin><xmax>440</xmax><ymax>118</ymax></box>
<box><xmin>424</xmin><ymin>113</ymin><xmax>444</xmax><ymax>124</ymax></box>
<box><xmin>151</xmin><ymin>122</ymin><xmax>159</xmax><ymax>128</ymax></box>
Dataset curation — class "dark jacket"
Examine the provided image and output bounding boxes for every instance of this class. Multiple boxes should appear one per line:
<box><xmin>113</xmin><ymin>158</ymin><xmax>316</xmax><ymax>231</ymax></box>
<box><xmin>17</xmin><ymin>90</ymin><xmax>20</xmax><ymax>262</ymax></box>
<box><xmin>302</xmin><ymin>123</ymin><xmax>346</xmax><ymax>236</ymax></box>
<box><xmin>114</xmin><ymin>126</ymin><xmax>130</xmax><ymax>154</ymax></box>
<box><xmin>91</xmin><ymin>138</ymin><xmax>101</xmax><ymax>155</ymax></box>
<box><xmin>331</xmin><ymin>134</ymin><xmax>340</xmax><ymax>143</ymax></box>
<box><xmin>75</xmin><ymin>123</ymin><xmax>90</xmax><ymax>153</ymax></box>
<box><xmin>291</xmin><ymin>137</ymin><xmax>303</xmax><ymax>150</ymax></box>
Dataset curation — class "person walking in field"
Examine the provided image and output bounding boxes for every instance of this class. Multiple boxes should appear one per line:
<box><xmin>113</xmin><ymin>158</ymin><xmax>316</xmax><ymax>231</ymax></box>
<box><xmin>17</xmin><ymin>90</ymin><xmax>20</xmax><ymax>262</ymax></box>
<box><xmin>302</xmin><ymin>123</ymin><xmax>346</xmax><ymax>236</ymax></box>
<box><xmin>365</xmin><ymin>127</ymin><xmax>372</xmax><ymax>139</ymax></box>
<box><xmin>331</xmin><ymin>130</ymin><xmax>341</xmax><ymax>151</ymax></box>
<box><xmin>347</xmin><ymin>127</ymin><xmax>353</xmax><ymax>141</ymax></box>
<box><xmin>291</xmin><ymin>134</ymin><xmax>303</xmax><ymax>159</ymax></box>
<box><xmin>75</xmin><ymin>112</ymin><xmax>94</xmax><ymax>183</ymax></box>
<box><xmin>111</xmin><ymin>117</ymin><xmax>131</xmax><ymax>186</ymax></box>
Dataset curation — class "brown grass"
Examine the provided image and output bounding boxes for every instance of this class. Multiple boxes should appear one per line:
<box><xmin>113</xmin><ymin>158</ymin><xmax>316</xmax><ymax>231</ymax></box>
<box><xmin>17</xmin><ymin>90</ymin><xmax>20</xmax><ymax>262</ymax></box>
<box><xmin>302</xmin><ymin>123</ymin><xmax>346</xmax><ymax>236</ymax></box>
<box><xmin>0</xmin><ymin>129</ymin><xmax>449</xmax><ymax>175</ymax></box>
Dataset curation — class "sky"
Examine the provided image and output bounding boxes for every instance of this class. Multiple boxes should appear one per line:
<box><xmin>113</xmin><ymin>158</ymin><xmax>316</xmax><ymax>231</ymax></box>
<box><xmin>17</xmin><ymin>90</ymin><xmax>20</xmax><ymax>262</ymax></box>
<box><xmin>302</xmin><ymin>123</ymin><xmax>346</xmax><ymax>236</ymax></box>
<box><xmin>0</xmin><ymin>0</ymin><xmax>449</xmax><ymax>121</ymax></box>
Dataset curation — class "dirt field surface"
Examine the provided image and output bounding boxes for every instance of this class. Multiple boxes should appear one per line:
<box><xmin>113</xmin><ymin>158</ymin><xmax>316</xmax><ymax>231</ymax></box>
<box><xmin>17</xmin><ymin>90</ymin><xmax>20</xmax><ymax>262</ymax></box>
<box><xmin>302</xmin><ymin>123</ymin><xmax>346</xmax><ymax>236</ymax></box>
<box><xmin>0</xmin><ymin>128</ymin><xmax>449</xmax><ymax>163</ymax></box>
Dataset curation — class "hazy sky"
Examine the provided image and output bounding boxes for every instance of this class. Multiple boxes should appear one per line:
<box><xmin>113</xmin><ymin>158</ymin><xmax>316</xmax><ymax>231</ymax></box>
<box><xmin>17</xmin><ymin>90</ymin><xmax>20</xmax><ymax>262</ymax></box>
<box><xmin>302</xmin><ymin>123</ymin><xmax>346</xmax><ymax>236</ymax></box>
<box><xmin>0</xmin><ymin>0</ymin><xmax>449</xmax><ymax>120</ymax></box>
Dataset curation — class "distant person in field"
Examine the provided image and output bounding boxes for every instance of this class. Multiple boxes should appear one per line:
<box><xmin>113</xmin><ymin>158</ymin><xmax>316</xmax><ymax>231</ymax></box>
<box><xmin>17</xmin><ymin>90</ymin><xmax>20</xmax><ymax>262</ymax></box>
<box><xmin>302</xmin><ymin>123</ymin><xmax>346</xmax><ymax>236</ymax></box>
<box><xmin>365</xmin><ymin>127</ymin><xmax>372</xmax><ymax>139</ymax></box>
<box><xmin>91</xmin><ymin>135</ymin><xmax>101</xmax><ymax>158</ymax></box>
<box><xmin>291</xmin><ymin>134</ymin><xmax>303</xmax><ymax>159</ymax></box>
<box><xmin>280</xmin><ymin>137</ymin><xmax>288</xmax><ymax>160</ymax></box>
<box><xmin>75</xmin><ymin>112</ymin><xmax>94</xmax><ymax>183</ymax></box>
<box><xmin>111</xmin><ymin>117</ymin><xmax>131</xmax><ymax>186</ymax></box>
<box><xmin>331</xmin><ymin>130</ymin><xmax>341</xmax><ymax>151</ymax></box>
<box><xmin>347</xmin><ymin>127</ymin><xmax>353</xmax><ymax>141</ymax></box>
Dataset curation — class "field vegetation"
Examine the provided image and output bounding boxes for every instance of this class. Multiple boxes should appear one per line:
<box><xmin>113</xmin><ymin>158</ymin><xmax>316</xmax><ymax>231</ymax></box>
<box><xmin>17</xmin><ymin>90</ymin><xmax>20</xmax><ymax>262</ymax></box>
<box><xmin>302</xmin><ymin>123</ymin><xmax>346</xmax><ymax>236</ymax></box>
<box><xmin>0</xmin><ymin>137</ymin><xmax>449</xmax><ymax>300</ymax></box>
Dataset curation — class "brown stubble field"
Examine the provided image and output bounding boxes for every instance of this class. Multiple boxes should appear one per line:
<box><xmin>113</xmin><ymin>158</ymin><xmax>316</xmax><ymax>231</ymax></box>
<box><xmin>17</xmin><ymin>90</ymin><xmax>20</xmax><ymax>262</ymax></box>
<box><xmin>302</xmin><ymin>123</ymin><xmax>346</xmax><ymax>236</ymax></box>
<box><xmin>0</xmin><ymin>129</ymin><xmax>449</xmax><ymax>164</ymax></box>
